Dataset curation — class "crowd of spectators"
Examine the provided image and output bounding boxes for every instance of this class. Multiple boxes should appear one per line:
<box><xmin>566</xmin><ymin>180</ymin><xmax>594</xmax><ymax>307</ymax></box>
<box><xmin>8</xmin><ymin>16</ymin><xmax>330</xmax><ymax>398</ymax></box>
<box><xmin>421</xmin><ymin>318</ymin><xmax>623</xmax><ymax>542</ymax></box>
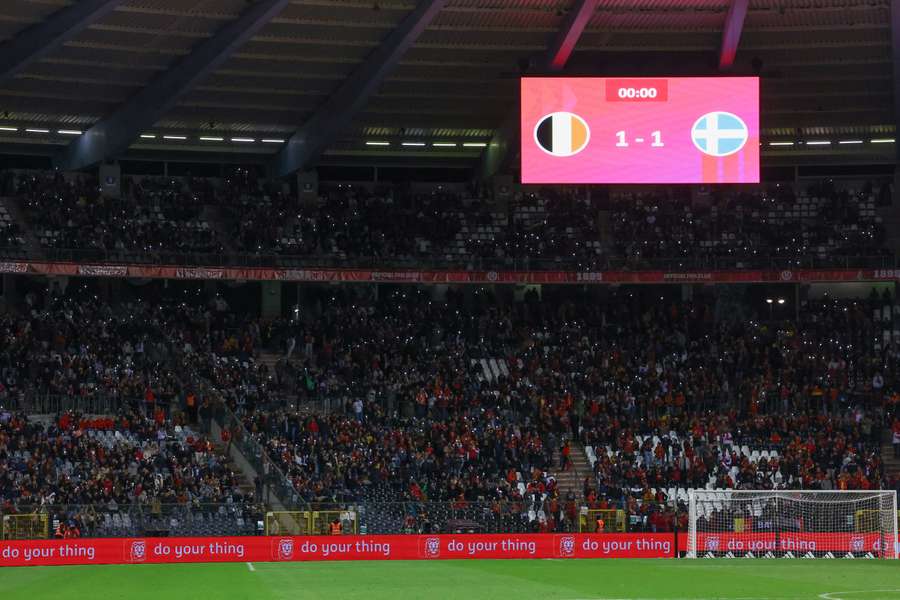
<box><xmin>220</xmin><ymin>177</ymin><xmax>892</xmax><ymax>269</ymax></box>
<box><xmin>608</xmin><ymin>181</ymin><xmax>890</xmax><ymax>269</ymax></box>
<box><xmin>15</xmin><ymin>172</ymin><xmax>221</xmax><ymax>256</ymax></box>
<box><xmin>0</xmin><ymin>285</ymin><xmax>277</xmax><ymax>409</ymax></box>
<box><xmin>219</xmin><ymin>284</ymin><xmax>900</xmax><ymax>532</ymax></box>
<box><xmin>2</xmin><ymin>169</ymin><xmax>892</xmax><ymax>270</ymax></box>
<box><xmin>0</xmin><ymin>407</ymin><xmax>254</xmax><ymax>538</ymax></box>
<box><xmin>0</xmin><ymin>270</ymin><xmax>898</xmax><ymax>534</ymax></box>
<box><xmin>0</xmin><ymin>408</ymin><xmax>245</xmax><ymax>508</ymax></box>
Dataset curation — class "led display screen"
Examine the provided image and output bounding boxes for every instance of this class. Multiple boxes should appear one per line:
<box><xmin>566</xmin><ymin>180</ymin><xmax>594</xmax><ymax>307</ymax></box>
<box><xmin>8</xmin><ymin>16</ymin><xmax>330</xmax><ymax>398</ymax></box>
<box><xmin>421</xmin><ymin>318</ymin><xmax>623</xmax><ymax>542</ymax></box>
<box><xmin>520</xmin><ymin>77</ymin><xmax>760</xmax><ymax>184</ymax></box>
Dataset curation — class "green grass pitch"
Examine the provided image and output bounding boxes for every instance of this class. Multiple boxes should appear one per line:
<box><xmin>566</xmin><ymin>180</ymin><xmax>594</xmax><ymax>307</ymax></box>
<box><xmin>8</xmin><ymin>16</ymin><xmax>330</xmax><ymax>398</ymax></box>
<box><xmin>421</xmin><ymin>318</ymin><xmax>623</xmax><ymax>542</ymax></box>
<box><xmin>3</xmin><ymin>559</ymin><xmax>899</xmax><ymax>600</ymax></box>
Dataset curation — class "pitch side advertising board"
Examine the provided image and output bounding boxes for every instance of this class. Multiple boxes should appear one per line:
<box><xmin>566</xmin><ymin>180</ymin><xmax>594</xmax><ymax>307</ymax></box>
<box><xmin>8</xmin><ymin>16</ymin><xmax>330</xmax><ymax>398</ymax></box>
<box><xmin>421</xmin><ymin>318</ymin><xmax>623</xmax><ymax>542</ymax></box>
<box><xmin>0</xmin><ymin>534</ymin><xmax>673</xmax><ymax>567</ymax></box>
<box><xmin>2</xmin><ymin>533</ymin><xmax>898</xmax><ymax>567</ymax></box>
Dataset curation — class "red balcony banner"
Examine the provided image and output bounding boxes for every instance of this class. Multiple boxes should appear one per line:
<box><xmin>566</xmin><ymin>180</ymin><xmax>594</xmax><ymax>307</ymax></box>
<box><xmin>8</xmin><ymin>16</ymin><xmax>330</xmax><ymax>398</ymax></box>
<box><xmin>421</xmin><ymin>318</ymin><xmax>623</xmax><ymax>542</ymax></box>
<box><xmin>0</xmin><ymin>259</ymin><xmax>898</xmax><ymax>285</ymax></box>
<box><xmin>0</xmin><ymin>533</ymin><xmax>676</xmax><ymax>567</ymax></box>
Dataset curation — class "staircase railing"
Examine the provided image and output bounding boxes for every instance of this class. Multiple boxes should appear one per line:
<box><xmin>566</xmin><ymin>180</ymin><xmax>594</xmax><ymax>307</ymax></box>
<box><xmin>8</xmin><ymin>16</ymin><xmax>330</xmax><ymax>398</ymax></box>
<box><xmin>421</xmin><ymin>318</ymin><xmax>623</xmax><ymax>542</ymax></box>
<box><xmin>211</xmin><ymin>400</ymin><xmax>304</xmax><ymax>510</ymax></box>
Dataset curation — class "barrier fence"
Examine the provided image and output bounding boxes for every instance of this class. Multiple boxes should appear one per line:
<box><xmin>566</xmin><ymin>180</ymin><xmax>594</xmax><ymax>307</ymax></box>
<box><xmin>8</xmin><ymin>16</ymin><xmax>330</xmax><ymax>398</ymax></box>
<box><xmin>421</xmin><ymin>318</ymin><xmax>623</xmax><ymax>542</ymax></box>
<box><xmin>0</xmin><ymin>500</ymin><xmax>671</xmax><ymax>540</ymax></box>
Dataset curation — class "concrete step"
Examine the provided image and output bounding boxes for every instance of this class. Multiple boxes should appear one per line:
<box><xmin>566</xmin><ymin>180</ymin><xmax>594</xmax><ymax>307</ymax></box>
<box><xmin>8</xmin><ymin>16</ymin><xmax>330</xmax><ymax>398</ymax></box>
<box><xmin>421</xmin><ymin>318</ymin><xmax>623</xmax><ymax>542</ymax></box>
<box><xmin>552</xmin><ymin>442</ymin><xmax>590</xmax><ymax>501</ymax></box>
<box><xmin>257</xmin><ymin>350</ymin><xmax>281</xmax><ymax>369</ymax></box>
<box><xmin>201</xmin><ymin>204</ymin><xmax>239</xmax><ymax>252</ymax></box>
<box><xmin>213</xmin><ymin>439</ymin><xmax>258</xmax><ymax>498</ymax></box>
<box><xmin>881</xmin><ymin>443</ymin><xmax>900</xmax><ymax>477</ymax></box>
<box><xmin>2</xmin><ymin>196</ymin><xmax>44</xmax><ymax>257</ymax></box>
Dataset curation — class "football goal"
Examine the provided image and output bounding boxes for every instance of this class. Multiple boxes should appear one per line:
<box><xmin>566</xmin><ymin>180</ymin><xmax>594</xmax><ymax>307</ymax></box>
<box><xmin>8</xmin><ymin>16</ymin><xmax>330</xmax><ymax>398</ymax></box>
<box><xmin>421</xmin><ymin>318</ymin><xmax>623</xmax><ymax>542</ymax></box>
<box><xmin>686</xmin><ymin>490</ymin><xmax>897</xmax><ymax>559</ymax></box>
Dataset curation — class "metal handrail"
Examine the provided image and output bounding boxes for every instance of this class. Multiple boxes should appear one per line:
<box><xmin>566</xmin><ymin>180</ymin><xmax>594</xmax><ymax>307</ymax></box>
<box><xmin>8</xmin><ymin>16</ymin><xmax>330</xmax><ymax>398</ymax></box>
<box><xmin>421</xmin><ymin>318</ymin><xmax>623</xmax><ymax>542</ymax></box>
<box><xmin>213</xmin><ymin>401</ymin><xmax>302</xmax><ymax>510</ymax></box>
<box><xmin>0</xmin><ymin>499</ymin><xmax>679</xmax><ymax>539</ymax></box>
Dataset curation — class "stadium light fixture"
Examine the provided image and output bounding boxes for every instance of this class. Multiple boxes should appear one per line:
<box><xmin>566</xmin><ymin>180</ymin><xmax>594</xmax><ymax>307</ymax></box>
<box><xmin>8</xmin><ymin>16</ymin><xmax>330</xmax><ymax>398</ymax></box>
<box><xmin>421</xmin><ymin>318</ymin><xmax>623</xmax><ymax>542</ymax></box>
<box><xmin>25</xmin><ymin>128</ymin><xmax>50</xmax><ymax>133</ymax></box>
<box><xmin>432</xmin><ymin>142</ymin><xmax>457</xmax><ymax>147</ymax></box>
<box><xmin>805</xmin><ymin>140</ymin><xmax>831</xmax><ymax>146</ymax></box>
<box><xmin>462</xmin><ymin>142</ymin><xmax>487</xmax><ymax>147</ymax></box>
<box><xmin>58</xmin><ymin>129</ymin><xmax>82</xmax><ymax>135</ymax></box>
<box><xmin>0</xmin><ymin>126</ymin><xmax>18</xmax><ymax>132</ymax></box>
<box><xmin>365</xmin><ymin>141</ymin><xmax>390</xmax><ymax>146</ymax></box>
<box><xmin>199</xmin><ymin>136</ymin><xmax>224</xmax><ymax>142</ymax></box>
<box><xmin>766</xmin><ymin>298</ymin><xmax>774</xmax><ymax>304</ymax></box>
<box><xmin>231</xmin><ymin>137</ymin><xmax>255</xmax><ymax>143</ymax></box>
<box><xmin>768</xmin><ymin>142</ymin><xmax>793</xmax><ymax>147</ymax></box>
<box><xmin>401</xmin><ymin>142</ymin><xmax>426</xmax><ymax>147</ymax></box>
<box><xmin>777</xmin><ymin>298</ymin><xmax>785</xmax><ymax>305</ymax></box>
<box><xmin>163</xmin><ymin>135</ymin><xmax>187</xmax><ymax>140</ymax></box>
<box><xmin>871</xmin><ymin>138</ymin><xmax>895</xmax><ymax>144</ymax></box>
<box><xmin>261</xmin><ymin>139</ymin><xmax>285</xmax><ymax>144</ymax></box>
<box><xmin>139</xmin><ymin>134</ymin><xmax>156</xmax><ymax>139</ymax></box>
<box><xmin>838</xmin><ymin>140</ymin><xmax>863</xmax><ymax>145</ymax></box>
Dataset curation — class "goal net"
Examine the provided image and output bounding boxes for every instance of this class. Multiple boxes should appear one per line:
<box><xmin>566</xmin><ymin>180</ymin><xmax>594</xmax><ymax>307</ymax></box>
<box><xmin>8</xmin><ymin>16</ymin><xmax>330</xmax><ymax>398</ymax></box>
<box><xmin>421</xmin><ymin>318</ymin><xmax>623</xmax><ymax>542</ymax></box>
<box><xmin>686</xmin><ymin>490</ymin><xmax>898</xmax><ymax>559</ymax></box>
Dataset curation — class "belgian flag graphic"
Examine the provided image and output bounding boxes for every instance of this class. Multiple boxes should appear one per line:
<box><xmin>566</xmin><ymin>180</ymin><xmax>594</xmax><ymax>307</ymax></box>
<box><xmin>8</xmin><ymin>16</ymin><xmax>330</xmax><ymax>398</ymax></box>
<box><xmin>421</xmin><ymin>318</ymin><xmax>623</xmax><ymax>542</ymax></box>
<box><xmin>534</xmin><ymin>112</ymin><xmax>590</xmax><ymax>157</ymax></box>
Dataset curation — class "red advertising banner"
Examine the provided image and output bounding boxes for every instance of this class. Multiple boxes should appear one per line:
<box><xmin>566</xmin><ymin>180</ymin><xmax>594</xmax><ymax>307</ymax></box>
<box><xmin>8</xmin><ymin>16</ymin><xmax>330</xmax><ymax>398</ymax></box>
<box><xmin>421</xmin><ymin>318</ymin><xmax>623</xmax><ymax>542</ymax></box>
<box><xmin>694</xmin><ymin>532</ymin><xmax>899</xmax><ymax>556</ymax></box>
<box><xmin>0</xmin><ymin>259</ymin><xmax>896</xmax><ymax>285</ymax></box>
<box><xmin>0</xmin><ymin>534</ymin><xmax>676</xmax><ymax>568</ymax></box>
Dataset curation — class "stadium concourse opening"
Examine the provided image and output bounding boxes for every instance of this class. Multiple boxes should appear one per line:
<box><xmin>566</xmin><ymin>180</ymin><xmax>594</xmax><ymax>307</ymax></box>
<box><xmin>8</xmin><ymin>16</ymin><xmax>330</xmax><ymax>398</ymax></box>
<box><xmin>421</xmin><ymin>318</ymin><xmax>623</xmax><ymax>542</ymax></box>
<box><xmin>0</xmin><ymin>0</ymin><xmax>899</xmax><ymax>597</ymax></box>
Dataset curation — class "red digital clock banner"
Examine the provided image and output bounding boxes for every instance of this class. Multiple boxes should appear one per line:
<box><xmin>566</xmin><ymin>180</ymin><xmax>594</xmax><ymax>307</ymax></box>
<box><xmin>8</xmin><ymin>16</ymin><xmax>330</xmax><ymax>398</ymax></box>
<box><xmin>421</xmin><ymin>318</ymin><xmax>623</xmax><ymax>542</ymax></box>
<box><xmin>521</xmin><ymin>77</ymin><xmax>760</xmax><ymax>184</ymax></box>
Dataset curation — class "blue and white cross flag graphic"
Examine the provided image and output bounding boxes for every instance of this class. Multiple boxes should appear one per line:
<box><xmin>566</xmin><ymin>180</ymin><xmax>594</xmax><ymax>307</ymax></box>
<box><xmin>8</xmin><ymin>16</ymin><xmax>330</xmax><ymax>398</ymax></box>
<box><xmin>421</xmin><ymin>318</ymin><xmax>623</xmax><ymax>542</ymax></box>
<box><xmin>691</xmin><ymin>111</ymin><xmax>749</xmax><ymax>157</ymax></box>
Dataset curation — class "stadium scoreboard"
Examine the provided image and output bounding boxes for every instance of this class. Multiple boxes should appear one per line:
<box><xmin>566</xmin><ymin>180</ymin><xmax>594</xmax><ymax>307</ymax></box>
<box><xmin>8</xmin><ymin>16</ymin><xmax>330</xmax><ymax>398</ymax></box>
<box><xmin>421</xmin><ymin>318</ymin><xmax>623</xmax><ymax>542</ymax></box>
<box><xmin>521</xmin><ymin>77</ymin><xmax>760</xmax><ymax>184</ymax></box>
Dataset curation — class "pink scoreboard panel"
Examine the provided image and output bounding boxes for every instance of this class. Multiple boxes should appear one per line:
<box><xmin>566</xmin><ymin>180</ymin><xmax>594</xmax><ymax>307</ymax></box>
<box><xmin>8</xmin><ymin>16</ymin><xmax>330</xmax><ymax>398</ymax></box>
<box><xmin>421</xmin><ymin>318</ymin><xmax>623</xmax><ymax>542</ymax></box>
<box><xmin>520</xmin><ymin>77</ymin><xmax>760</xmax><ymax>184</ymax></box>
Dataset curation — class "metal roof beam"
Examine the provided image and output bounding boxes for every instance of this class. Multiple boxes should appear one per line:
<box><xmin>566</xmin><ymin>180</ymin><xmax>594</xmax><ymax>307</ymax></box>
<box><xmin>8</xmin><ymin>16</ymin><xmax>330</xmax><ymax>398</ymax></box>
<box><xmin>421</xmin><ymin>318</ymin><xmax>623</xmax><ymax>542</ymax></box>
<box><xmin>55</xmin><ymin>0</ymin><xmax>289</xmax><ymax>171</ymax></box>
<box><xmin>478</xmin><ymin>0</ymin><xmax>600</xmax><ymax>180</ymax></box>
<box><xmin>0</xmin><ymin>0</ymin><xmax>127</xmax><ymax>84</ymax></box>
<box><xmin>543</xmin><ymin>0</ymin><xmax>602</xmax><ymax>71</ymax></box>
<box><xmin>719</xmin><ymin>0</ymin><xmax>749</xmax><ymax>70</ymax></box>
<box><xmin>271</xmin><ymin>0</ymin><xmax>447</xmax><ymax>178</ymax></box>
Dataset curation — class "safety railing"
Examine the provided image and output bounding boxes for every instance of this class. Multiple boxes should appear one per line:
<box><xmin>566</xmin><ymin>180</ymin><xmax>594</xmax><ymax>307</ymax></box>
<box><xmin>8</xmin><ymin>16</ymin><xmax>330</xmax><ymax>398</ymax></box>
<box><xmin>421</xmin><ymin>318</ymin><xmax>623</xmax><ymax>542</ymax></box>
<box><xmin>0</xmin><ymin>500</ymin><xmax>680</xmax><ymax>539</ymax></box>
<box><xmin>11</xmin><ymin>394</ymin><xmax>132</xmax><ymax>416</ymax></box>
<box><xmin>212</xmin><ymin>401</ymin><xmax>303</xmax><ymax>511</ymax></box>
<box><xmin>1</xmin><ymin>503</ymin><xmax>264</xmax><ymax>540</ymax></box>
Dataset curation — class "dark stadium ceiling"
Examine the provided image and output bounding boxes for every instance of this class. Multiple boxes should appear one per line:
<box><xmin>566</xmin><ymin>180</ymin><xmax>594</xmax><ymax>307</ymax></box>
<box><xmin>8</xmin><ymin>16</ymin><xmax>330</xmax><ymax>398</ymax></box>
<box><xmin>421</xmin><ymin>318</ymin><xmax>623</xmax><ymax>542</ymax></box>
<box><xmin>0</xmin><ymin>0</ymin><xmax>893</xmax><ymax>169</ymax></box>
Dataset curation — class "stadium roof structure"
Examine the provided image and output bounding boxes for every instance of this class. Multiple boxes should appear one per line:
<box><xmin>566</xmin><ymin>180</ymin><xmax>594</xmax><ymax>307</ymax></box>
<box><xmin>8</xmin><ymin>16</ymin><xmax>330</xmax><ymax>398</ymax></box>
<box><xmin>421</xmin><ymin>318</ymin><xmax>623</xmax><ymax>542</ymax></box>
<box><xmin>0</xmin><ymin>0</ymin><xmax>894</xmax><ymax>173</ymax></box>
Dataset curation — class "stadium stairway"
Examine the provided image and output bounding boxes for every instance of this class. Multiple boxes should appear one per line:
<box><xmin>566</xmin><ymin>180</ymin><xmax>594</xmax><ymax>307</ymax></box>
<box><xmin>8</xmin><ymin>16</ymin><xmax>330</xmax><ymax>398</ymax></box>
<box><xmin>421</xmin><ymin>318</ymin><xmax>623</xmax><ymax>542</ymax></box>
<box><xmin>2</xmin><ymin>196</ymin><xmax>44</xmax><ymax>257</ymax></box>
<box><xmin>597</xmin><ymin>210</ymin><xmax>611</xmax><ymax>244</ymax></box>
<box><xmin>202</xmin><ymin>204</ymin><xmax>239</xmax><ymax>252</ymax></box>
<box><xmin>877</xmin><ymin>204</ymin><xmax>900</xmax><ymax>250</ymax></box>
<box><xmin>256</xmin><ymin>350</ymin><xmax>302</xmax><ymax>408</ymax></box>
<box><xmin>210</xmin><ymin>436</ymin><xmax>259</xmax><ymax>500</ymax></box>
<box><xmin>209</xmin><ymin>434</ymin><xmax>264</xmax><ymax>498</ymax></box>
<box><xmin>880</xmin><ymin>430</ymin><xmax>900</xmax><ymax>479</ymax></box>
<box><xmin>257</xmin><ymin>350</ymin><xmax>281</xmax><ymax>375</ymax></box>
<box><xmin>553</xmin><ymin>441</ymin><xmax>590</xmax><ymax>500</ymax></box>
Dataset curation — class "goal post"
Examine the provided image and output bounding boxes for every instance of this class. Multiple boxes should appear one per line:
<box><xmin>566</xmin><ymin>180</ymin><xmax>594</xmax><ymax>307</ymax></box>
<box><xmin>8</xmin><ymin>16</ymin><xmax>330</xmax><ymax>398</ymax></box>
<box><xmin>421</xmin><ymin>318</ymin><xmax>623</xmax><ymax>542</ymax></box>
<box><xmin>686</xmin><ymin>490</ymin><xmax>898</xmax><ymax>559</ymax></box>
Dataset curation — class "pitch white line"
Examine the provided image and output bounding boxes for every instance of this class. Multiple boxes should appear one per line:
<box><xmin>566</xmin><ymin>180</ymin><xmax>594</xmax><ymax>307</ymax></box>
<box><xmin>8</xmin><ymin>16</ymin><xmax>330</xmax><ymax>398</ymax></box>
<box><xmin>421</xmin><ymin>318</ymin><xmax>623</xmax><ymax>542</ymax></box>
<box><xmin>246</xmin><ymin>562</ymin><xmax>255</xmax><ymax>572</ymax></box>
<box><xmin>819</xmin><ymin>591</ymin><xmax>900</xmax><ymax>600</ymax></box>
